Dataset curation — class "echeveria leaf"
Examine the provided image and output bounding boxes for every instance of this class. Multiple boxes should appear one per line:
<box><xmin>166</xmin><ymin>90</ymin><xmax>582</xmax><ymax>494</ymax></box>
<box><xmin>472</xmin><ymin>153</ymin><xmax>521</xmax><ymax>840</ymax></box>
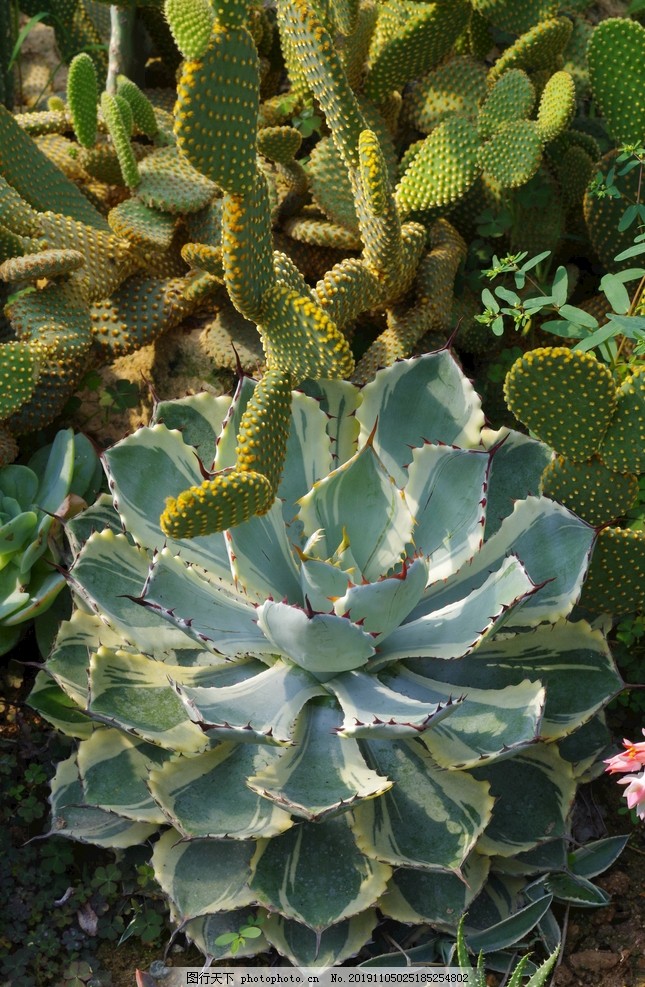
<box><xmin>152</xmin><ymin>828</ymin><xmax>256</xmax><ymax>920</ymax></box>
<box><xmin>352</xmin><ymin>739</ymin><xmax>494</xmax><ymax>870</ymax></box>
<box><xmin>356</xmin><ymin>352</ymin><xmax>484</xmax><ymax>485</ymax></box>
<box><xmin>149</xmin><ymin>743</ymin><xmax>293</xmax><ymax>838</ymax></box>
<box><xmin>257</xmin><ymin>601</ymin><xmax>376</xmax><ymax>676</ymax></box>
<box><xmin>247</xmin><ymin>698</ymin><xmax>392</xmax><ymax>819</ymax></box>
<box><xmin>250</xmin><ymin>815</ymin><xmax>391</xmax><ymax>930</ymax></box>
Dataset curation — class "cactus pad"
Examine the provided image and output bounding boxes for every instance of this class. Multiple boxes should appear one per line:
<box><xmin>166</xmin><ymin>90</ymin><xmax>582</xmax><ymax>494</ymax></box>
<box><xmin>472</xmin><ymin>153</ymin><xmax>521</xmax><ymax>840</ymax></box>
<box><xmin>478</xmin><ymin>69</ymin><xmax>535</xmax><ymax>140</ymax></box>
<box><xmin>0</xmin><ymin>178</ymin><xmax>41</xmax><ymax>237</ymax></box>
<box><xmin>164</xmin><ymin>0</ymin><xmax>215</xmax><ymax>59</ymax></box>
<box><xmin>471</xmin><ymin>0</ymin><xmax>559</xmax><ymax>36</ymax></box>
<box><xmin>479</xmin><ymin>120</ymin><xmax>542</xmax><ymax>188</ymax></box>
<box><xmin>504</xmin><ymin>347</ymin><xmax>617</xmax><ymax>461</ymax></box>
<box><xmin>258</xmin><ymin>126</ymin><xmax>303</xmax><ymax>165</ymax></box>
<box><xmin>100</xmin><ymin>93</ymin><xmax>140</xmax><ymax>190</ymax></box>
<box><xmin>598</xmin><ymin>366</ymin><xmax>645</xmax><ymax>474</ymax></box>
<box><xmin>116</xmin><ymin>77</ymin><xmax>160</xmax><ymax>140</ymax></box>
<box><xmin>541</xmin><ymin>455</ymin><xmax>638</xmax><ymax>527</ymax></box>
<box><xmin>222</xmin><ymin>176</ymin><xmax>275</xmax><ymax>323</ymax></box>
<box><xmin>0</xmin><ymin>342</ymin><xmax>39</xmax><ymax>420</ymax></box>
<box><xmin>0</xmin><ymin>249</ymin><xmax>85</xmax><ymax>283</ymax></box>
<box><xmin>259</xmin><ymin>284</ymin><xmax>354</xmax><ymax>383</ymax></box>
<box><xmin>137</xmin><ymin>147</ymin><xmax>218</xmax><ymax>214</ymax></box>
<box><xmin>535</xmin><ymin>71</ymin><xmax>576</xmax><ymax>143</ymax></box>
<box><xmin>364</xmin><ymin>1</ymin><xmax>470</xmax><ymax>104</ymax></box>
<box><xmin>588</xmin><ymin>18</ymin><xmax>645</xmax><ymax>147</ymax></box>
<box><xmin>581</xmin><ymin>527</ymin><xmax>645</xmax><ymax>616</ymax></box>
<box><xmin>405</xmin><ymin>56</ymin><xmax>486</xmax><ymax>133</ymax></box>
<box><xmin>174</xmin><ymin>25</ymin><xmax>259</xmax><ymax>195</ymax></box>
<box><xmin>108</xmin><ymin>199</ymin><xmax>176</xmax><ymax>252</ymax></box>
<box><xmin>487</xmin><ymin>17</ymin><xmax>573</xmax><ymax>85</ymax></box>
<box><xmin>396</xmin><ymin>116</ymin><xmax>480</xmax><ymax>214</ymax></box>
<box><xmin>67</xmin><ymin>53</ymin><xmax>98</xmax><ymax>149</ymax></box>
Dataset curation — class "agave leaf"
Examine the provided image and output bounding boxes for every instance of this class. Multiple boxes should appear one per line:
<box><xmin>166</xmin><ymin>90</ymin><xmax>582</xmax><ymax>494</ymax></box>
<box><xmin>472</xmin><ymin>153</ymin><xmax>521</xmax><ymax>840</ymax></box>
<box><xmin>257</xmin><ymin>601</ymin><xmax>376</xmax><ymax>676</ymax></box>
<box><xmin>28</xmin><ymin>671</ymin><xmax>94</xmax><ymax>740</ymax></box>
<box><xmin>278</xmin><ymin>389</ymin><xmax>333</xmax><ymax>532</ymax></box>
<box><xmin>180</xmin><ymin>909</ymin><xmax>271</xmax><ymax>960</ymax></box>
<box><xmin>141</xmin><ymin>548</ymin><xmax>269</xmax><ymax>657</ymax></box>
<box><xmin>247</xmin><ymin>698</ymin><xmax>392</xmax><ymax>819</ymax></box>
<box><xmin>65</xmin><ymin>493</ymin><xmax>123</xmax><ymax>555</ymax></box>
<box><xmin>386</xmin><ymin>668</ymin><xmax>545</xmax><ymax>769</ymax></box>
<box><xmin>68</xmin><ymin>530</ymin><xmax>200</xmax><ymax>656</ymax></box>
<box><xmin>381</xmin><ymin>852</ymin><xmax>490</xmax><ymax>926</ymax></box>
<box><xmin>374</xmin><ymin>555</ymin><xmax>536</xmax><ymax>664</ymax></box>
<box><xmin>419</xmin><ymin>497</ymin><xmax>594</xmax><ymax>626</ymax></box>
<box><xmin>406</xmin><ymin>445</ymin><xmax>490</xmax><ymax>581</ymax></box>
<box><xmin>250</xmin><ymin>815</ymin><xmax>391</xmax><ymax>930</ymax></box>
<box><xmin>104</xmin><ymin>424</ymin><xmax>231</xmax><ymax>577</ymax></box>
<box><xmin>152</xmin><ymin>828</ymin><xmax>256</xmax><ymax>921</ymax></box>
<box><xmin>226</xmin><ymin>500</ymin><xmax>303</xmax><ymax>604</ymax></box>
<box><xmin>77</xmin><ymin>728</ymin><xmax>170</xmax><ymax>824</ymax></box>
<box><xmin>472</xmin><ymin>745</ymin><xmax>576</xmax><ymax>857</ymax></box>
<box><xmin>151</xmin><ymin>391</ymin><xmax>233</xmax><ymax>467</ymax></box>
<box><xmin>482</xmin><ymin>427</ymin><xmax>552</xmax><ymax>539</ymax></box>
<box><xmin>49</xmin><ymin>753</ymin><xmax>157</xmax><ymax>847</ymax></box>
<box><xmin>88</xmin><ymin>647</ymin><xmax>218</xmax><ymax>753</ymax></box>
<box><xmin>299</xmin><ymin>557</ymin><xmax>355</xmax><ymax>613</ymax></box>
<box><xmin>352</xmin><ymin>739</ymin><xmax>494</xmax><ymax>870</ymax></box>
<box><xmin>174</xmin><ymin>660</ymin><xmax>327</xmax><ymax>745</ymax></box>
<box><xmin>262</xmin><ymin>910</ymin><xmax>379</xmax><ymax>967</ymax></box>
<box><xmin>331</xmin><ymin>555</ymin><xmax>429</xmax><ymax>640</ymax></box>
<box><xmin>356</xmin><ymin>352</ymin><xmax>484</xmax><ymax>486</ymax></box>
<box><xmin>149</xmin><ymin>743</ymin><xmax>293</xmax><ymax>839</ymax></box>
<box><xmin>45</xmin><ymin>610</ymin><xmax>123</xmax><ymax>708</ymax></box>
<box><xmin>302</xmin><ymin>377</ymin><xmax>361</xmax><ymax>467</ymax></box>
<box><xmin>298</xmin><ymin>440</ymin><xmax>415</xmax><ymax>581</ymax></box>
<box><xmin>408</xmin><ymin>619</ymin><xmax>621</xmax><ymax>741</ymax></box>
<box><xmin>328</xmin><ymin>669</ymin><xmax>464</xmax><ymax>739</ymax></box>
<box><xmin>211</xmin><ymin>376</ymin><xmax>257</xmax><ymax>472</ymax></box>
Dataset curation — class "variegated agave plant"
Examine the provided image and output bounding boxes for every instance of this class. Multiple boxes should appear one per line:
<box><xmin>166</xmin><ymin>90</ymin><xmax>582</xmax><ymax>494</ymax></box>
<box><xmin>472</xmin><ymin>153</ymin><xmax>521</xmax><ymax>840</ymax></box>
<box><xmin>30</xmin><ymin>351</ymin><xmax>622</xmax><ymax>966</ymax></box>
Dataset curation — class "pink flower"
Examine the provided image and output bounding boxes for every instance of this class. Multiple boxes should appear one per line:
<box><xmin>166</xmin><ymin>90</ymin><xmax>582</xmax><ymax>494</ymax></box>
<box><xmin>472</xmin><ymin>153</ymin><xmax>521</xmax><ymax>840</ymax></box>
<box><xmin>603</xmin><ymin>731</ymin><xmax>645</xmax><ymax>774</ymax></box>
<box><xmin>617</xmin><ymin>771</ymin><xmax>645</xmax><ymax>821</ymax></box>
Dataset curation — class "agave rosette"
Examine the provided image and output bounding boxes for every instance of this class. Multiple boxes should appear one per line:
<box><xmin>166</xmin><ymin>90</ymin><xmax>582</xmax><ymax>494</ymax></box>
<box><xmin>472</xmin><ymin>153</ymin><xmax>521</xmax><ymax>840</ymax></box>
<box><xmin>30</xmin><ymin>352</ymin><xmax>621</xmax><ymax>964</ymax></box>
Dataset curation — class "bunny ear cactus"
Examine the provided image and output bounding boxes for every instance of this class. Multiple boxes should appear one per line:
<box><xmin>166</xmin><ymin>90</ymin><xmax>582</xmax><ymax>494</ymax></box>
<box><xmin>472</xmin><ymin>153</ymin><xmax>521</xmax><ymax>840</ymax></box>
<box><xmin>30</xmin><ymin>351</ymin><xmax>622</xmax><ymax>965</ymax></box>
<box><xmin>505</xmin><ymin>348</ymin><xmax>645</xmax><ymax>615</ymax></box>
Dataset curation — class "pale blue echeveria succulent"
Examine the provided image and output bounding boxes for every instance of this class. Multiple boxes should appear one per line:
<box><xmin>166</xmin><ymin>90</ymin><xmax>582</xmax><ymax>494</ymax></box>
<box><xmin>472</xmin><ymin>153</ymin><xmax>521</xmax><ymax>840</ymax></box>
<box><xmin>30</xmin><ymin>352</ymin><xmax>623</xmax><ymax>965</ymax></box>
<box><xmin>0</xmin><ymin>428</ymin><xmax>101</xmax><ymax>655</ymax></box>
